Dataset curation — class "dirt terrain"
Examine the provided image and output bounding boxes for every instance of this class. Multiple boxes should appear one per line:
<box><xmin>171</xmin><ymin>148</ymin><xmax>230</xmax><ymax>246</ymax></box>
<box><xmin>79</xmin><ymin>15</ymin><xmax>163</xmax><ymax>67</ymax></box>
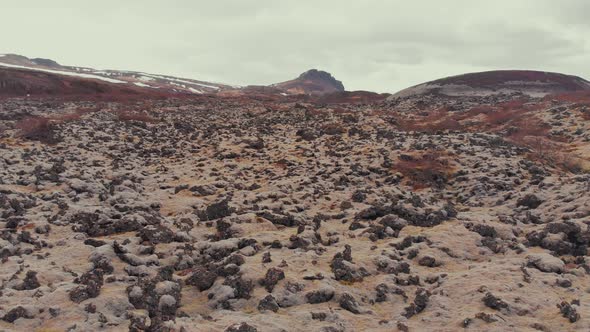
<box><xmin>0</xmin><ymin>88</ymin><xmax>589</xmax><ymax>332</ymax></box>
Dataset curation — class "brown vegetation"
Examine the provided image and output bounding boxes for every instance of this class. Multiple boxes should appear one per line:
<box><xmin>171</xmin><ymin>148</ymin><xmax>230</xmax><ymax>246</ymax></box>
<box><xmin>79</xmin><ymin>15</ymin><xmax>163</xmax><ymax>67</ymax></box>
<box><xmin>515</xmin><ymin>137</ymin><xmax>587</xmax><ymax>174</ymax></box>
<box><xmin>15</xmin><ymin>116</ymin><xmax>60</xmax><ymax>144</ymax></box>
<box><xmin>394</xmin><ymin>151</ymin><xmax>453</xmax><ymax>189</ymax></box>
<box><xmin>117</xmin><ymin>110</ymin><xmax>158</xmax><ymax>123</ymax></box>
<box><xmin>49</xmin><ymin>112</ymin><xmax>82</xmax><ymax>123</ymax></box>
<box><xmin>395</xmin><ymin>109</ymin><xmax>464</xmax><ymax>133</ymax></box>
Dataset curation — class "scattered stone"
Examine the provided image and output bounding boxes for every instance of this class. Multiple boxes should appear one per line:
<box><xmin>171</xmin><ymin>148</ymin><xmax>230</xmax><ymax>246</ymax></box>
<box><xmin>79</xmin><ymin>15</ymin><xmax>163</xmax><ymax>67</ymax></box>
<box><xmin>527</xmin><ymin>254</ymin><xmax>565</xmax><ymax>273</ymax></box>
<box><xmin>21</xmin><ymin>270</ymin><xmax>40</xmax><ymax>290</ymax></box>
<box><xmin>403</xmin><ymin>288</ymin><xmax>431</xmax><ymax>318</ymax></box>
<box><xmin>483</xmin><ymin>292</ymin><xmax>508</xmax><ymax>311</ymax></box>
<box><xmin>199</xmin><ymin>199</ymin><xmax>234</xmax><ymax>221</ymax></box>
<box><xmin>69</xmin><ymin>268</ymin><xmax>105</xmax><ymax>303</ymax></box>
<box><xmin>517</xmin><ymin>194</ymin><xmax>544</xmax><ymax>209</ymax></box>
<box><xmin>260</xmin><ymin>267</ymin><xmax>285</xmax><ymax>292</ymax></box>
<box><xmin>185</xmin><ymin>267</ymin><xmax>217</xmax><ymax>291</ymax></box>
<box><xmin>2</xmin><ymin>306</ymin><xmax>33</xmax><ymax>323</ymax></box>
<box><xmin>557</xmin><ymin>301</ymin><xmax>580</xmax><ymax>323</ymax></box>
<box><xmin>225</xmin><ymin>322</ymin><xmax>258</xmax><ymax>332</ymax></box>
<box><xmin>339</xmin><ymin>293</ymin><xmax>361</xmax><ymax>314</ymax></box>
<box><xmin>306</xmin><ymin>287</ymin><xmax>335</xmax><ymax>304</ymax></box>
<box><xmin>258</xmin><ymin>295</ymin><xmax>279</xmax><ymax>312</ymax></box>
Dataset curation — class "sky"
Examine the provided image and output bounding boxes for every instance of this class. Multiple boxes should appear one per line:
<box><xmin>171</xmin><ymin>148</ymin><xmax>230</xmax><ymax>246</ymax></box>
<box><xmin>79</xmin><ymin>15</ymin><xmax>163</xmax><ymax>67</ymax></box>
<box><xmin>2</xmin><ymin>0</ymin><xmax>589</xmax><ymax>93</ymax></box>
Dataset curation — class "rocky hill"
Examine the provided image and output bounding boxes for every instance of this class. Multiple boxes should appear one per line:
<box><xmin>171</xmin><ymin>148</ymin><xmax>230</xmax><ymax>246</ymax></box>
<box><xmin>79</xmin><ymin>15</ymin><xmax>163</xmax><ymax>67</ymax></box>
<box><xmin>0</xmin><ymin>55</ymin><xmax>349</xmax><ymax>98</ymax></box>
<box><xmin>0</xmin><ymin>54</ymin><xmax>233</xmax><ymax>96</ymax></box>
<box><xmin>273</xmin><ymin>69</ymin><xmax>345</xmax><ymax>95</ymax></box>
<box><xmin>391</xmin><ymin>70</ymin><xmax>590</xmax><ymax>99</ymax></box>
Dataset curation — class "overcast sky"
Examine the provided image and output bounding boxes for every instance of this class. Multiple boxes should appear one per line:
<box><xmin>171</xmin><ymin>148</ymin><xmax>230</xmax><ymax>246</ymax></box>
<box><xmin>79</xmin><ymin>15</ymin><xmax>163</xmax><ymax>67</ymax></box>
<box><xmin>2</xmin><ymin>1</ymin><xmax>589</xmax><ymax>92</ymax></box>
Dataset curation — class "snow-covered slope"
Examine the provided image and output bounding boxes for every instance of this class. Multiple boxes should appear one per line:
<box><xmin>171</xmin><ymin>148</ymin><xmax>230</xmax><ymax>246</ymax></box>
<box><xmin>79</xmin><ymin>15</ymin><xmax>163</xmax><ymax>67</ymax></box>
<box><xmin>0</xmin><ymin>54</ymin><xmax>232</xmax><ymax>95</ymax></box>
<box><xmin>0</xmin><ymin>55</ymin><xmax>356</xmax><ymax>98</ymax></box>
<box><xmin>0</xmin><ymin>61</ymin><xmax>126</xmax><ymax>84</ymax></box>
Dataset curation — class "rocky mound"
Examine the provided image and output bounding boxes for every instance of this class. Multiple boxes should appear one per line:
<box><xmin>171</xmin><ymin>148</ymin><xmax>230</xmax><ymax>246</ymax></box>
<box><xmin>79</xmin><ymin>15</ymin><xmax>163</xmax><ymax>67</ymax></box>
<box><xmin>273</xmin><ymin>69</ymin><xmax>345</xmax><ymax>95</ymax></box>
<box><xmin>391</xmin><ymin>70</ymin><xmax>590</xmax><ymax>99</ymax></box>
<box><xmin>30</xmin><ymin>58</ymin><xmax>61</xmax><ymax>68</ymax></box>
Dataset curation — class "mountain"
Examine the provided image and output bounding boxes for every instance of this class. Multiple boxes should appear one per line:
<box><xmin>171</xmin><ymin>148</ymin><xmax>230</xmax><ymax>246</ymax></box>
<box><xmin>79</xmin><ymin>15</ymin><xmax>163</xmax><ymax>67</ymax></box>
<box><xmin>3</xmin><ymin>54</ymin><xmax>589</xmax><ymax>102</ymax></box>
<box><xmin>272</xmin><ymin>69</ymin><xmax>345</xmax><ymax>95</ymax></box>
<box><xmin>0</xmin><ymin>55</ymin><xmax>348</xmax><ymax>98</ymax></box>
<box><xmin>391</xmin><ymin>70</ymin><xmax>590</xmax><ymax>99</ymax></box>
<box><xmin>0</xmin><ymin>54</ymin><xmax>233</xmax><ymax>96</ymax></box>
<box><xmin>0</xmin><ymin>66</ymin><xmax>156</xmax><ymax>99</ymax></box>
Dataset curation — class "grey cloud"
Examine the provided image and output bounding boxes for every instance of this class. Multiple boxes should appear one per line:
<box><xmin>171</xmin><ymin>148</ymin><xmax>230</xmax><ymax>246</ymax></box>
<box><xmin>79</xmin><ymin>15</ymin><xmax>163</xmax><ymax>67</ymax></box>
<box><xmin>1</xmin><ymin>0</ymin><xmax>589</xmax><ymax>92</ymax></box>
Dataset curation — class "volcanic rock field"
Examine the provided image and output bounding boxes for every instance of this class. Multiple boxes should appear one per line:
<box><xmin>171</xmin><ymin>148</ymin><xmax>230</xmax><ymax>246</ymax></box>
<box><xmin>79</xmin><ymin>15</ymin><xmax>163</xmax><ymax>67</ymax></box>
<box><xmin>0</xmin><ymin>93</ymin><xmax>589</xmax><ymax>331</ymax></box>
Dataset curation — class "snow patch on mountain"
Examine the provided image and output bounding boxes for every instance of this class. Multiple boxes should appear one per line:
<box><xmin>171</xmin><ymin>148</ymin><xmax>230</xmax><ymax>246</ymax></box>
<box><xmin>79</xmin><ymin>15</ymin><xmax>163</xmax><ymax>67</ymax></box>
<box><xmin>0</xmin><ymin>62</ymin><xmax>126</xmax><ymax>84</ymax></box>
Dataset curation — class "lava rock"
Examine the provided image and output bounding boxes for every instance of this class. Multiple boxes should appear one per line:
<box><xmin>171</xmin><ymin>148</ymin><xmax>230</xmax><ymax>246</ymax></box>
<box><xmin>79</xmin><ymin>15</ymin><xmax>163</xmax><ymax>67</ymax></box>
<box><xmin>69</xmin><ymin>268</ymin><xmax>105</xmax><ymax>303</ymax></box>
<box><xmin>185</xmin><ymin>267</ymin><xmax>217</xmax><ymax>291</ymax></box>
<box><xmin>403</xmin><ymin>288</ymin><xmax>431</xmax><ymax>318</ymax></box>
<box><xmin>483</xmin><ymin>292</ymin><xmax>508</xmax><ymax>311</ymax></box>
<box><xmin>2</xmin><ymin>306</ymin><xmax>33</xmax><ymax>323</ymax></box>
<box><xmin>225</xmin><ymin>322</ymin><xmax>258</xmax><ymax>332</ymax></box>
<box><xmin>339</xmin><ymin>293</ymin><xmax>361</xmax><ymax>314</ymax></box>
<box><xmin>199</xmin><ymin>199</ymin><xmax>234</xmax><ymax>221</ymax></box>
<box><xmin>258</xmin><ymin>294</ymin><xmax>279</xmax><ymax>312</ymax></box>
<box><xmin>557</xmin><ymin>301</ymin><xmax>580</xmax><ymax>323</ymax></box>
<box><xmin>418</xmin><ymin>255</ymin><xmax>441</xmax><ymax>267</ymax></box>
<box><xmin>527</xmin><ymin>254</ymin><xmax>565</xmax><ymax>273</ymax></box>
<box><xmin>306</xmin><ymin>287</ymin><xmax>335</xmax><ymax>304</ymax></box>
<box><xmin>517</xmin><ymin>194</ymin><xmax>543</xmax><ymax>209</ymax></box>
<box><xmin>260</xmin><ymin>267</ymin><xmax>285</xmax><ymax>293</ymax></box>
<box><xmin>139</xmin><ymin>224</ymin><xmax>175</xmax><ymax>244</ymax></box>
<box><xmin>20</xmin><ymin>270</ymin><xmax>41</xmax><ymax>290</ymax></box>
